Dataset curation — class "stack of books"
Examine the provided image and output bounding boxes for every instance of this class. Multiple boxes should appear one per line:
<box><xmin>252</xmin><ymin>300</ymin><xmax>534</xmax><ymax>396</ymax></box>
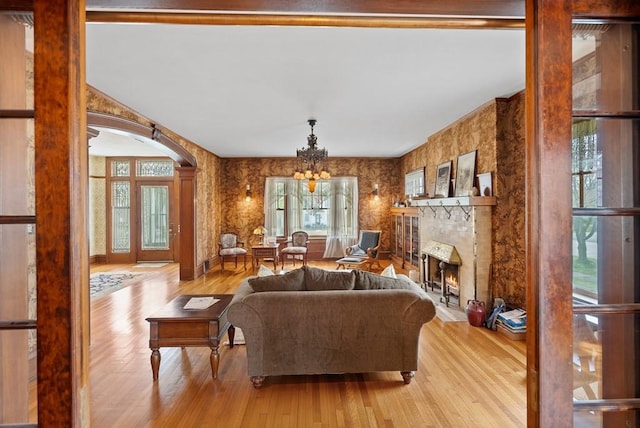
<box><xmin>496</xmin><ymin>308</ymin><xmax>526</xmax><ymax>340</ymax></box>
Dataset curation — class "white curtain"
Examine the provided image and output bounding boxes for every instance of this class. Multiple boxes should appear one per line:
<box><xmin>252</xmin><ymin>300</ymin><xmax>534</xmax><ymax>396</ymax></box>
<box><xmin>287</xmin><ymin>180</ymin><xmax>303</xmax><ymax>232</ymax></box>
<box><xmin>323</xmin><ymin>177</ymin><xmax>358</xmax><ymax>258</ymax></box>
<box><xmin>263</xmin><ymin>177</ymin><xmax>280</xmax><ymax>236</ymax></box>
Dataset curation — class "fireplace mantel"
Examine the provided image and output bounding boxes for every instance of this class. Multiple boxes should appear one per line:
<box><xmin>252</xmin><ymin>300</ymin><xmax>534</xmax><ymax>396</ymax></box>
<box><xmin>412</xmin><ymin>196</ymin><xmax>496</xmax><ymax>207</ymax></box>
<box><xmin>413</xmin><ymin>196</ymin><xmax>496</xmax><ymax>222</ymax></box>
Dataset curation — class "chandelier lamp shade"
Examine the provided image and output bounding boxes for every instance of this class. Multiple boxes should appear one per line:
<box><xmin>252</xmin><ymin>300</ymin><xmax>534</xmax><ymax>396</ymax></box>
<box><xmin>293</xmin><ymin>119</ymin><xmax>331</xmax><ymax>192</ymax></box>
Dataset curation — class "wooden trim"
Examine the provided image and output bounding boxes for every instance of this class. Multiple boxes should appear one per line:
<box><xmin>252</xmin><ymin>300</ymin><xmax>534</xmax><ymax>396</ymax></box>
<box><xmin>86</xmin><ymin>11</ymin><xmax>524</xmax><ymax>28</ymax></box>
<box><xmin>0</xmin><ymin>109</ymin><xmax>34</xmax><ymax>118</ymax></box>
<box><xmin>34</xmin><ymin>0</ymin><xmax>89</xmax><ymax>426</ymax></box>
<box><xmin>572</xmin><ymin>0</ymin><xmax>640</xmax><ymax>18</ymax></box>
<box><xmin>89</xmin><ymin>254</ymin><xmax>107</xmax><ymax>264</ymax></box>
<box><xmin>572</xmin><ymin>110</ymin><xmax>640</xmax><ymax>118</ymax></box>
<box><xmin>526</xmin><ymin>0</ymin><xmax>574</xmax><ymax>426</ymax></box>
<box><xmin>0</xmin><ymin>1</ymin><xmax>33</xmax><ymax>11</ymax></box>
<box><xmin>0</xmin><ymin>215</ymin><xmax>35</xmax><ymax>224</ymax></box>
<box><xmin>85</xmin><ymin>0</ymin><xmax>525</xmax><ymax>18</ymax></box>
<box><xmin>176</xmin><ymin>166</ymin><xmax>196</xmax><ymax>280</ymax></box>
<box><xmin>0</xmin><ymin>320</ymin><xmax>37</xmax><ymax>329</ymax></box>
<box><xmin>87</xmin><ymin>111</ymin><xmax>197</xmax><ymax>167</ymax></box>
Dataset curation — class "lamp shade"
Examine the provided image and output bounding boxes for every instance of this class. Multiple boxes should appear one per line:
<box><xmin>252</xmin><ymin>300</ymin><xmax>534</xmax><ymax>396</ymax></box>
<box><xmin>253</xmin><ymin>226</ymin><xmax>267</xmax><ymax>235</ymax></box>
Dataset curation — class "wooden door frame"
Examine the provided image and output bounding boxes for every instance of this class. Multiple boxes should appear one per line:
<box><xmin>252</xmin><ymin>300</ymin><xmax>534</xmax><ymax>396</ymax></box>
<box><xmin>29</xmin><ymin>0</ymin><xmax>640</xmax><ymax>426</ymax></box>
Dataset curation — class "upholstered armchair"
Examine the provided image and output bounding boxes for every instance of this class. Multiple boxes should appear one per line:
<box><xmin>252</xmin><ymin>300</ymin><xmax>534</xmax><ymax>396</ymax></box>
<box><xmin>280</xmin><ymin>231</ymin><xmax>309</xmax><ymax>269</ymax></box>
<box><xmin>218</xmin><ymin>232</ymin><xmax>248</xmax><ymax>271</ymax></box>
<box><xmin>345</xmin><ymin>230</ymin><xmax>382</xmax><ymax>270</ymax></box>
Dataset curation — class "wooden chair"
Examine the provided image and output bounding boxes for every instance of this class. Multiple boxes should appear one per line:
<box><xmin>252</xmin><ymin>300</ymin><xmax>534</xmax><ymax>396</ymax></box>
<box><xmin>218</xmin><ymin>232</ymin><xmax>247</xmax><ymax>271</ymax></box>
<box><xmin>345</xmin><ymin>230</ymin><xmax>382</xmax><ymax>270</ymax></box>
<box><xmin>280</xmin><ymin>231</ymin><xmax>309</xmax><ymax>269</ymax></box>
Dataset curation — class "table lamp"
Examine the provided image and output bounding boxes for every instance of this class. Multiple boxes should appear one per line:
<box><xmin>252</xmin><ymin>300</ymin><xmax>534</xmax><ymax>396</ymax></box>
<box><xmin>253</xmin><ymin>226</ymin><xmax>267</xmax><ymax>245</ymax></box>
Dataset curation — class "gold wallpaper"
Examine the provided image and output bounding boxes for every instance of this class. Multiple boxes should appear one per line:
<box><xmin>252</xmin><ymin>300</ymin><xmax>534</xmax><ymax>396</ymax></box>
<box><xmin>89</xmin><ymin>156</ymin><xmax>106</xmax><ymax>257</ymax></box>
<box><xmin>401</xmin><ymin>95</ymin><xmax>526</xmax><ymax>307</ymax></box>
<box><xmin>495</xmin><ymin>93</ymin><xmax>526</xmax><ymax>307</ymax></box>
<box><xmin>220</xmin><ymin>157</ymin><xmax>402</xmax><ymax>253</ymax></box>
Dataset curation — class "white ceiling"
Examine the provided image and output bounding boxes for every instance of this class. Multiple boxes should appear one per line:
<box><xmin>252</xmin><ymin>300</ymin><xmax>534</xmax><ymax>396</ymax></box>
<box><xmin>85</xmin><ymin>24</ymin><xmax>529</xmax><ymax>158</ymax></box>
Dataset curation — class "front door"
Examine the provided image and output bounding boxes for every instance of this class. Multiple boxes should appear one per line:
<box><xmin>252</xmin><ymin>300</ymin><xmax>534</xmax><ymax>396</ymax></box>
<box><xmin>136</xmin><ymin>181</ymin><xmax>175</xmax><ymax>262</ymax></box>
<box><xmin>107</xmin><ymin>157</ymin><xmax>176</xmax><ymax>263</ymax></box>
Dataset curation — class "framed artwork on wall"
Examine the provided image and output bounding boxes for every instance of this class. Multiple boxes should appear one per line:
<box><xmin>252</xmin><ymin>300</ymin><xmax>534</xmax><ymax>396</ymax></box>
<box><xmin>454</xmin><ymin>150</ymin><xmax>477</xmax><ymax>196</ymax></box>
<box><xmin>404</xmin><ymin>167</ymin><xmax>426</xmax><ymax>197</ymax></box>
<box><xmin>477</xmin><ymin>172</ymin><xmax>493</xmax><ymax>196</ymax></box>
<box><xmin>434</xmin><ymin>160</ymin><xmax>452</xmax><ymax>198</ymax></box>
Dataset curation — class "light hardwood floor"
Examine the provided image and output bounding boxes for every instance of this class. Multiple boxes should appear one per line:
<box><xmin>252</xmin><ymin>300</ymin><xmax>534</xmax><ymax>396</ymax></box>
<box><xmin>85</xmin><ymin>261</ymin><xmax>526</xmax><ymax>427</ymax></box>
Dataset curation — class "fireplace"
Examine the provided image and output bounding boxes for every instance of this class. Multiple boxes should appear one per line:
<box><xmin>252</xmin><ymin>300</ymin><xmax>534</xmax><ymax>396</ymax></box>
<box><xmin>421</xmin><ymin>240</ymin><xmax>461</xmax><ymax>307</ymax></box>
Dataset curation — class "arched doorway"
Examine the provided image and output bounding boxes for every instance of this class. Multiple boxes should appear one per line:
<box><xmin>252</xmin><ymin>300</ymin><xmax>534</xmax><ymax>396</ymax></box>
<box><xmin>88</xmin><ymin>111</ymin><xmax>198</xmax><ymax>279</ymax></box>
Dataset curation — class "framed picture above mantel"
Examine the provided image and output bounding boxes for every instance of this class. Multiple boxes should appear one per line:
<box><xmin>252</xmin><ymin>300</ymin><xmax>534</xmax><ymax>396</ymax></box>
<box><xmin>434</xmin><ymin>160</ymin><xmax>452</xmax><ymax>198</ymax></box>
<box><xmin>454</xmin><ymin>150</ymin><xmax>477</xmax><ymax>197</ymax></box>
<box><xmin>404</xmin><ymin>167</ymin><xmax>426</xmax><ymax>197</ymax></box>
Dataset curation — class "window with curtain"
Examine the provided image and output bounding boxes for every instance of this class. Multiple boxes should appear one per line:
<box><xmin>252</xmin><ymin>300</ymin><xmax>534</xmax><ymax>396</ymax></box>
<box><xmin>264</xmin><ymin>177</ymin><xmax>358</xmax><ymax>257</ymax></box>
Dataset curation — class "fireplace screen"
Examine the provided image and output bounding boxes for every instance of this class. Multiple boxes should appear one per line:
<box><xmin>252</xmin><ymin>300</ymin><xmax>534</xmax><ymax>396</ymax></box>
<box><xmin>421</xmin><ymin>240</ymin><xmax>461</xmax><ymax>307</ymax></box>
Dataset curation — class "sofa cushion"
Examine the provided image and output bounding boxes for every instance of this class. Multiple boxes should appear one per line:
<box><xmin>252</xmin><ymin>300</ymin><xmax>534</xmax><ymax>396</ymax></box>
<box><xmin>303</xmin><ymin>266</ymin><xmax>355</xmax><ymax>291</ymax></box>
<box><xmin>257</xmin><ymin>264</ymin><xmax>275</xmax><ymax>277</ymax></box>
<box><xmin>380</xmin><ymin>263</ymin><xmax>397</xmax><ymax>278</ymax></box>
<box><xmin>248</xmin><ymin>268</ymin><xmax>305</xmax><ymax>292</ymax></box>
<box><xmin>353</xmin><ymin>270</ymin><xmax>415</xmax><ymax>290</ymax></box>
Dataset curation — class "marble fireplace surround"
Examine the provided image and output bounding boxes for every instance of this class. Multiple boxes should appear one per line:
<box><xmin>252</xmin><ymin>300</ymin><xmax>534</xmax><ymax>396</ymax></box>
<box><xmin>414</xmin><ymin>196</ymin><xmax>496</xmax><ymax>311</ymax></box>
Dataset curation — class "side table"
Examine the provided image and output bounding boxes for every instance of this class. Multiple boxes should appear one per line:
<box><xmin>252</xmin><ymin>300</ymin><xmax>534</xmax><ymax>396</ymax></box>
<box><xmin>251</xmin><ymin>243</ymin><xmax>280</xmax><ymax>270</ymax></box>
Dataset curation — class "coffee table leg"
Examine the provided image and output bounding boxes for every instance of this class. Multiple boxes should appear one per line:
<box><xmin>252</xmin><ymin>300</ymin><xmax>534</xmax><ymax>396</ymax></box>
<box><xmin>210</xmin><ymin>346</ymin><xmax>219</xmax><ymax>379</ymax></box>
<box><xmin>151</xmin><ymin>348</ymin><xmax>161</xmax><ymax>381</ymax></box>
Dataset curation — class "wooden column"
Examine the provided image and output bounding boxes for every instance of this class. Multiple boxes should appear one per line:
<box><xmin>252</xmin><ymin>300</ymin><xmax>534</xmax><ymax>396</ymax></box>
<box><xmin>34</xmin><ymin>0</ymin><xmax>89</xmax><ymax>426</ymax></box>
<box><xmin>525</xmin><ymin>0</ymin><xmax>574</xmax><ymax>426</ymax></box>
<box><xmin>0</xmin><ymin>15</ymin><xmax>29</xmax><ymax>424</ymax></box>
<box><xmin>177</xmin><ymin>166</ymin><xmax>197</xmax><ymax>280</ymax></box>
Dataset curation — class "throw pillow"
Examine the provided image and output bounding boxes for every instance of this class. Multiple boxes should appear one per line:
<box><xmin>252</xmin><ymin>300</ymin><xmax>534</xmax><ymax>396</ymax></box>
<box><xmin>302</xmin><ymin>266</ymin><xmax>355</xmax><ymax>291</ymax></box>
<box><xmin>257</xmin><ymin>264</ymin><xmax>275</xmax><ymax>277</ymax></box>
<box><xmin>380</xmin><ymin>263</ymin><xmax>397</xmax><ymax>278</ymax></box>
<box><xmin>248</xmin><ymin>268</ymin><xmax>305</xmax><ymax>292</ymax></box>
<box><xmin>353</xmin><ymin>269</ymin><xmax>415</xmax><ymax>291</ymax></box>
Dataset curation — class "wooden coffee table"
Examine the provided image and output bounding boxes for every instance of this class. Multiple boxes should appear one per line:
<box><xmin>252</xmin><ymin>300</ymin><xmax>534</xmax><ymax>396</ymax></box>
<box><xmin>146</xmin><ymin>294</ymin><xmax>235</xmax><ymax>381</ymax></box>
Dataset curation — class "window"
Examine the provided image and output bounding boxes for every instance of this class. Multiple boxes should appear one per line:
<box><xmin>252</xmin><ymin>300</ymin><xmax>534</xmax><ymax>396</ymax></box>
<box><xmin>264</xmin><ymin>177</ymin><xmax>358</xmax><ymax>248</ymax></box>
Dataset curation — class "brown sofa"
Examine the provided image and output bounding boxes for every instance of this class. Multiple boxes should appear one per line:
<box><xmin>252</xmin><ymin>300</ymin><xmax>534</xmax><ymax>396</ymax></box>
<box><xmin>227</xmin><ymin>266</ymin><xmax>437</xmax><ymax>388</ymax></box>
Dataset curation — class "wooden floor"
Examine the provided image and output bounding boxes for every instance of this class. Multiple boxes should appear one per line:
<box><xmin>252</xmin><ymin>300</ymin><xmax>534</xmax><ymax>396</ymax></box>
<box><xmin>84</xmin><ymin>261</ymin><xmax>526</xmax><ymax>427</ymax></box>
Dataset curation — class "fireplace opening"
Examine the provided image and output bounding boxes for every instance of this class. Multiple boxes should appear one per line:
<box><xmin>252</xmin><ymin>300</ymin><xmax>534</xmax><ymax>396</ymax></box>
<box><xmin>421</xmin><ymin>240</ymin><xmax>461</xmax><ymax>307</ymax></box>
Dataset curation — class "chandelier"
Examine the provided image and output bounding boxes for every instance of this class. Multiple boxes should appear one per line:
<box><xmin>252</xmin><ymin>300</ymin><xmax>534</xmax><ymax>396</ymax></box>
<box><xmin>293</xmin><ymin>119</ymin><xmax>331</xmax><ymax>193</ymax></box>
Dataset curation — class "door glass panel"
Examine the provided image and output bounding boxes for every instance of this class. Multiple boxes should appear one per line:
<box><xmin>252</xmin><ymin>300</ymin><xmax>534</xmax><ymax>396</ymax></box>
<box><xmin>0</xmin><ymin>118</ymin><xmax>34</xmax><ymax>216</ymax></box>
<box><xmin>111</xmin><ymin>181</ymin><xmax>130</xmax><ymax>252</ymax></box>
<box><xmin>573</xmin><ymin>313</ymin><xmax>640</xmax><ymax>401</ymax></box>
<box><xmin>0</xmin><ymin>14</ymin><xmax>33</xmax><ymax>110</ymax></box>
<box><xmin>0</xmin><ymin>223</ymin><xmax>36</xmax><ymax>424</ymax></box>
<box><xmin>111</xmin><ymin>159</ymin><xmax>130</xmax><ymax>177</ymax></box>
<box><xmin>0</xmin><ymin>330</ymin><xmax>34</xmax><ymax>424</ymax></box>
<box><xmin>572</xmin><ymin>119</ymin><xmax>639</xmax><ymax>304</ymax></box>
<box><xmin>572</xmin><ymin>22</ymin><xmax>638</xmax><ymax>111</ymax></box>
<box><xmin>136</xmin><ymin>159</ymin><xmax>174</xmax><ymax>177</ymax></box>
<box><xmin>574</xmin><ymin>410</ymin><xmax>640</xmax><ymax>428</ymax></box>
<box><xmin>141</xmin><ymin>185</ymin><xmax>169</xmax><ymax>250</ymax></box>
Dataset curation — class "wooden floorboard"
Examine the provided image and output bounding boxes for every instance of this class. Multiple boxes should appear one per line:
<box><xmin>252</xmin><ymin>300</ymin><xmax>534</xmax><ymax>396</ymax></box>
<box><xmin>63</xmin><ymin>261</ymin><xmax>525</xmax><ymax>427</ymax></box>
